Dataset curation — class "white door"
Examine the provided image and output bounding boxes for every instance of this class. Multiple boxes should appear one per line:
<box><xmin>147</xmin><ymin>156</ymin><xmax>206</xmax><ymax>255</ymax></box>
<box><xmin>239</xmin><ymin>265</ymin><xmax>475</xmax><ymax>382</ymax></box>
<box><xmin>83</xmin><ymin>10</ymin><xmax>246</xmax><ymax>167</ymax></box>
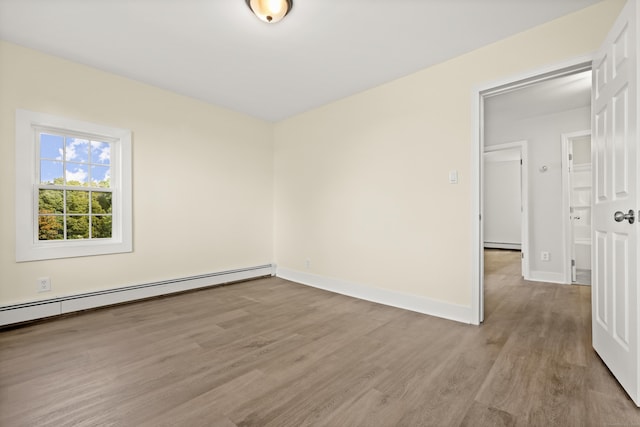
<box><xmin>483</xmin><ymin>149</ymin><xmax>522</xmax><ymax>250</ymax></box>
<box><xmin>592</xmin><ymin>0</ymin><xmax>640</xmax><ymax>406</ymax></box>
<box><xmin>483</xmin><ymin>141</ymin><xmax>529</xmax><ymax>280</ymax></box>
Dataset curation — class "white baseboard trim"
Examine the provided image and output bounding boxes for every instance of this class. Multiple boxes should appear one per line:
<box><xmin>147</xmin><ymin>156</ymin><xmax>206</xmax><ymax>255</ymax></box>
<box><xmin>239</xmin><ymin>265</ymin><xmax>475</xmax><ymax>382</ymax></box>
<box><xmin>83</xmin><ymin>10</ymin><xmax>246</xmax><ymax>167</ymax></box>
<box><xmin>0</xmin><ymin>264</ymin><xmax>274</xmax><ymax>327</ymax></box>
<box><xmin>277</xmin><ymin>268</ymin><xmax>473</xmax><ymax>324</ymax></box>
<box><xmin>527</xmin><ymin>270</ymin><xmax>567</xmax><ymax>284</ymax></box>
<box><xmin>484</xmin><ymin>242</ymin><xmax>521</xmax><ymax>250</ymax></box>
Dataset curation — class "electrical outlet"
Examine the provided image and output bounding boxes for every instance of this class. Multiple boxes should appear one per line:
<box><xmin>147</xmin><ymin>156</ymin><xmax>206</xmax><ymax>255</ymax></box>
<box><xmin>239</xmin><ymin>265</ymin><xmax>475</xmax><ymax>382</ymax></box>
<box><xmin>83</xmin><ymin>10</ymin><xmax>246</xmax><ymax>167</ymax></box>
<box><xmin>540</xmin><ymin>251</ymin><xmax>550</xmax><ymax>262</ymax></box>
<box><xmin>37</xmin><ymin>277</ymin><xmax>51</xmax><ymax>292</ymax></box>
<box><xmin>305</xmin><ymin>259</ymin><xmax>311</xmax><ymax>269</ymax></box>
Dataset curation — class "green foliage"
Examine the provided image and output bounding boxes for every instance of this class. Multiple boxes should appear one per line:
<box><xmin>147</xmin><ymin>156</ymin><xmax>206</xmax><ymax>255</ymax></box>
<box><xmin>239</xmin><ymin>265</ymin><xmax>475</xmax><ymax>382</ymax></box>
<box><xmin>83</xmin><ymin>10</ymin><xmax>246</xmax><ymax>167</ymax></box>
<box><xmin>67</xmin><ymin>215</ymin><xmax>89</xmax><ymax>239</ymax></box>
<box><xmin>38</xmin><ymin>183</ymin><xmax>113</xmax><ymax>240</ymax></box>
<box><xmin>38</xmin><ymin>214</ymin><xmax>63</xmax><ymax>240</ymax></box>
<box><xmin>39</xmin><ymin>190</ymin><xmax>63</xmax><ymax>214</ymax></box>
<box><xmin>92</xmin><ymin>216</ymin><xmax>112</xmax><ymax>238</ymax></box>
<box><xmin>91</xmin><ymin>192</ymin><xmax>112</xmax><ymax>214</ymax></box>
<box><xmin>67</xmin><ymin>190</ymin><xmax>89</xmax><ymax>214</ymax></box>
<box><xmin>98</xmin><ymin>178</ymin><xmax>111</xmax><ymax>188</ymax></box>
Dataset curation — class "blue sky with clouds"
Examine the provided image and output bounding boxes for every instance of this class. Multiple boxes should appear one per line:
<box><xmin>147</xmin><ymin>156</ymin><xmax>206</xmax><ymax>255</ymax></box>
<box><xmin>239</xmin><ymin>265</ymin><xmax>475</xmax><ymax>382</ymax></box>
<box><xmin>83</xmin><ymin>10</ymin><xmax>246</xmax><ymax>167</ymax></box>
<box><xmin>40</xmin><ymin>133</ymin><xmax>111</xmax><ymax>186</ymax></box>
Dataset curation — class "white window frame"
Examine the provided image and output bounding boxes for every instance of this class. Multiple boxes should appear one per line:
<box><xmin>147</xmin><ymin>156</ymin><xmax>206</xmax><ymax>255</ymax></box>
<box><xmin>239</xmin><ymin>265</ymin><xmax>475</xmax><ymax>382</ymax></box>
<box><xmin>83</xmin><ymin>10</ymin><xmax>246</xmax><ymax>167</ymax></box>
<box><xmin>16</xmin><ymin>110</ymin><xmax>132</xmax><ymax>262</ymax></box>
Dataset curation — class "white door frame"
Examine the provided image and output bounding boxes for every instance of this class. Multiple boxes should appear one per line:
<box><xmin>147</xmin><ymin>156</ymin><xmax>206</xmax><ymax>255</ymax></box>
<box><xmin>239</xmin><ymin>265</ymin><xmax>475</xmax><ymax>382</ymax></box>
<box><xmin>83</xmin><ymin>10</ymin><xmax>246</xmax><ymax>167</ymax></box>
<box><xmin>561</xmin><ymin>129</ymin><xmax>592</xmax><ymax>284</ymax></box>
<box><xmin>484</xmin><ymin>141</ymin><xmax>530</xmax><ymax>279</ymax></box>
<box><xmin>471</xmin><ymin>57</ymin><xmax>593</xmax><ymax>325</ymax></box>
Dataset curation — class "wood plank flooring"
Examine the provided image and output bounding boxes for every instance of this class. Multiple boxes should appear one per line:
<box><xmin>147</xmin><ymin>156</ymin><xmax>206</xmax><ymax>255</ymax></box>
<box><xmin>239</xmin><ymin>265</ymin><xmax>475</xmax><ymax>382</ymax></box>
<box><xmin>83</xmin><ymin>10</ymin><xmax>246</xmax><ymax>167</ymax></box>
<box><xmin>1</xmin><ymin>249</ymin><xmax>639</xmax><ymax>426</ymax></box>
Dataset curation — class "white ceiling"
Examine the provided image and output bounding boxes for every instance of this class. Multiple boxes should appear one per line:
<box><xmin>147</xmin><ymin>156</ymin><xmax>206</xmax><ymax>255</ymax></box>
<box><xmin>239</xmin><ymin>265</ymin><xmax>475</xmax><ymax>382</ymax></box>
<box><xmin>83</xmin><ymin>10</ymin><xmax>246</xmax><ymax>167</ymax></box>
<box><xmin>0</xmin><ymin>0</ymin><xmax>602</xmax><ymax>122</ymax></box>
<box><xmin>484</xmin><ymin>70</ymin><xmax>592</xmax><ymax>122</ymax></box>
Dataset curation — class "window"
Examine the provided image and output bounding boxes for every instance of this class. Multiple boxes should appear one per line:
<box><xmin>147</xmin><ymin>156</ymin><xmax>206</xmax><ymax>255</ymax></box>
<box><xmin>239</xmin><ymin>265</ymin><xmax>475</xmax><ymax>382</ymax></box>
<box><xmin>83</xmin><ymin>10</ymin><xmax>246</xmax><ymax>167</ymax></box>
<box><xmin>16</xmin><ymin>110</ymin><xmax>132</xmax><ymax>262</ymax></box>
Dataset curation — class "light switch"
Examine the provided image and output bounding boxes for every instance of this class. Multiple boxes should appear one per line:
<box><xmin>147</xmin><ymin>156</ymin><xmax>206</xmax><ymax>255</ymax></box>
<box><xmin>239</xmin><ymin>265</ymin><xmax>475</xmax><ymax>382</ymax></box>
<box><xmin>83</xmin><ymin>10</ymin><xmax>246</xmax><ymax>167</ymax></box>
<box><xmin>449</xmin><ymin>170</ymin><xmax>458</xmax><ymax>184</ymax></box>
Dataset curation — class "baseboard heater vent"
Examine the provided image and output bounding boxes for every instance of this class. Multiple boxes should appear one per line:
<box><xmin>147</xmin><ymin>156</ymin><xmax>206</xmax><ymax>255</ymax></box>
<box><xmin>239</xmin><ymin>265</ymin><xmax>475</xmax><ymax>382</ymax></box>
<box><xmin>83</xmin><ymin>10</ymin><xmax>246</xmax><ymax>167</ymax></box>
<box><xmin>484</xmin><ymin>242</ymin><xmax>521</xmax><ymax>250</ymax></box>
<box><xmin>1</xmin><ymin>264</ymin><xmax>275</xmax><ymax>327</ymax></box>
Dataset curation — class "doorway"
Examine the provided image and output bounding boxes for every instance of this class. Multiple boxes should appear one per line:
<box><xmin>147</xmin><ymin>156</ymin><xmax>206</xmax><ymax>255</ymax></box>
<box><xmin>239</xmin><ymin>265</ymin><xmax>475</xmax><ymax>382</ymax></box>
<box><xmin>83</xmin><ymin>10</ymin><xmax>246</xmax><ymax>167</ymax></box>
<box><xmin>483</xmin><ymin>141</ymin><xmax>529</xmax><ymax>278</ymax></box>
<box><xmin>473</xmin><ymin>61</ymin><xmax>593</xmax><ymax>324</ymax></box>
<box><xmin>562</xmin><ymin>130</ymin><xmax>592</xmax><ymax>285</ymax></box>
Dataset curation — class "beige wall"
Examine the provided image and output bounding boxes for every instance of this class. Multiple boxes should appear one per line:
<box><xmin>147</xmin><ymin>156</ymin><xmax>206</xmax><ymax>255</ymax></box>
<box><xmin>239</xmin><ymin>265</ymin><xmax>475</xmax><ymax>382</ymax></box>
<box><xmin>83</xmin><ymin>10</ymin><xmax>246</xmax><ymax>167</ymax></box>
<box><xmin>0</xmin><ymin>41</ymin><xmax>274</xmax><ymax>305</ymax></box>
<box><xmin>0</xmin><ymin>0</ymin><xmax>626</xmax><ymax>314</ymax></box>
<box><xmin>274</xmin><ymin>1</ymin><xmax>625</xmax><ymax>308</ymax></box>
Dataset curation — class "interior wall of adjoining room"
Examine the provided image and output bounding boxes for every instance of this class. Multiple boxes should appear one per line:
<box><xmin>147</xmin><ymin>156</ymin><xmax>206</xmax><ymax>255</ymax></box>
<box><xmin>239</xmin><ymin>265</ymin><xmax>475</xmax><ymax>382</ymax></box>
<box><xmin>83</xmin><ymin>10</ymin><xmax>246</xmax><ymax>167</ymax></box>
<box><xmin>485</xmin><ymin>106</ymin><xmax>590</xmax><ymax>282</ymax></box>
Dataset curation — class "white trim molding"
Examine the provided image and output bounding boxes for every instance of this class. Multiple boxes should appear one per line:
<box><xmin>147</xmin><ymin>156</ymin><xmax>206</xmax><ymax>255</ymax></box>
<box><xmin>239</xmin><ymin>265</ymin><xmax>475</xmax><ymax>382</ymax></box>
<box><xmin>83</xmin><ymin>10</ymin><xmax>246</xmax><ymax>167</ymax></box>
<box><xmin>472</xmin><ymin>56</ymin><xmax>594</xmax><ymax>325</ymax></box>
<box><xmin>528</xmin><ymin>270</ymin><xmax>566</xmax><ymax>284</ymax></box>
<box><xmin>0</xmin><ymin>264</ymin><xmax>274</xmax><ymax>326</ymax></box>
<box><xmin>277</xmin><ymin>268</ymin><xmax>473</xmax><ymax>324</ymax></box>
<box><xmin>484</xmin><ymin>243</ymin><xmax>522</xmax><ymax>250</ymax></box>
<box><xmin>15</xmin><ymin>109</ymin><xmax>133</xmax><ymax>262</ymax></box>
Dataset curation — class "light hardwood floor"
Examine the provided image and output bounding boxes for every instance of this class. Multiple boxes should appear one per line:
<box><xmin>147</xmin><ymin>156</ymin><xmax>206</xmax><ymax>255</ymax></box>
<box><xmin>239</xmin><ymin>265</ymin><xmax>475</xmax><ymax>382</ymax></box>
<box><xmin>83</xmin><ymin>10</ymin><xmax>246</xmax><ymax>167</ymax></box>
<box><xmin>1</xmin><ymin>249</ymin><xmax>639</xmax><ymax>426</ymax></box>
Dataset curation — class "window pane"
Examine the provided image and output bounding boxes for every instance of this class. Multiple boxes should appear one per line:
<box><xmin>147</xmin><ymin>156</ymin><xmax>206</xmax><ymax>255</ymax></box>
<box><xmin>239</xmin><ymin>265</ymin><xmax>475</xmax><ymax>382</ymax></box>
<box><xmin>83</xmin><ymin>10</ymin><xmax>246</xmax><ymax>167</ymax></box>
<box><xmin>40</xmin><ymin>133</ymin><xmax>63</xmax><ymax>160</ymax></box>
<box><xmin>66</xmin><ymin>164</ymin><xmax>89</xmax><ymax>186</ymax></box>
<box><xmin>90</xmin><ymin>141</ymin><xmax>111</xmax><ymax>165</ymax></box>
<box><xmin>39</xmin><ymin>189</ymin><xmax>64</xmax><ymax>214</ymax></box>
<box><xmin>38</xmin><ymin>215</ymin><xmax>64</xmax><ymax>240</ymax></box>
<box><xmin>40</xmin><ymin>160</ymin><xmax>63</xmax><ymax>185</ymax></box>
<box><xmin>67</xmin><ymin>215</ymin><xmax>89</xmax><ymax>239</ymax></box>
<box><xmin>66</xmin><ymin>137</ymin><xmax>89</xmax><ymax>163</ymax></box>
<box><xmin>66</xmin><ymin>190</ymin><xmax>89</xmax><ymax>214</ymax></box>
<box><xmin>91</xmin><ymin>165</ymin><xmax>111</xmax><ymax>188</ymax></box>
<box><xmin>91</xmin><ymin>191</ymin><xmax>112</xmax><ymax>214</ymax></box>
<box><xmin>92</xmin><ymin>215</ymin><xmax>112</xmax><ymax>238</ymax></box>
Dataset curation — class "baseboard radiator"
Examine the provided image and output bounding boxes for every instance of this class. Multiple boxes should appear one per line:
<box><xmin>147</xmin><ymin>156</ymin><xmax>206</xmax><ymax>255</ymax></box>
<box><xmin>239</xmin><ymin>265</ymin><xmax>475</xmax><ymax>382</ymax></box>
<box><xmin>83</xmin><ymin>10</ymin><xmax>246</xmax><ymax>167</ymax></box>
<box><xmin>484</xmin><ymin>242</ymin><xmax>521</xmax><ymax>250</ymax></box>
<box><xmin>0</xmin><ymin>264</ymin><xmax>275</xmax><ymax>327</ymax></box>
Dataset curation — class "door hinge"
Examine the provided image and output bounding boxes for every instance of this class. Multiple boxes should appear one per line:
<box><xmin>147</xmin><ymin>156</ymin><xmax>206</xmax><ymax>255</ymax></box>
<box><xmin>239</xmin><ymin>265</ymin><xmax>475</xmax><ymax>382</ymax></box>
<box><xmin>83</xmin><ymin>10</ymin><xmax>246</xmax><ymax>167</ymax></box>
<box><xmin>571</xmin><ymin>259</ymin><xmax>576</xmax><ymax>267</ymax></box>
<box><xmin>521</xmin><ymin>252</ymin><xmax>524</xmax><ymax>259</ymax></box>
<box><xmin>569</xmin><ymin>153</ymin><xmax>573</xmax><ymax>161</ymax></box>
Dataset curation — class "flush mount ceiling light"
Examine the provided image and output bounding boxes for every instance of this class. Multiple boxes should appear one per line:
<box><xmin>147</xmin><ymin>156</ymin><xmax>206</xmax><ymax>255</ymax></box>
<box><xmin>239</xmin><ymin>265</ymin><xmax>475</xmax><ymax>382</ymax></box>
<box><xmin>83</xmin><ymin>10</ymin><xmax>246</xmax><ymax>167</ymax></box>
<box><xmin>245</xmin><ymin>0</ymin><xmax>293</xmax><ymax>23</ymax></box>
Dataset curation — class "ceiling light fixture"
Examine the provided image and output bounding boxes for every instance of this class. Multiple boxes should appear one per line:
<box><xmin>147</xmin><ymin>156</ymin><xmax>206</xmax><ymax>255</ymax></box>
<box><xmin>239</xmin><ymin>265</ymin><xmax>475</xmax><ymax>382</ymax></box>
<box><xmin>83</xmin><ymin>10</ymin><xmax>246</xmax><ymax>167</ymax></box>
<box><xmin>245</xmin><ymin>0</ymin><xmax>292</xmax><ymax>23</ymax></box>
